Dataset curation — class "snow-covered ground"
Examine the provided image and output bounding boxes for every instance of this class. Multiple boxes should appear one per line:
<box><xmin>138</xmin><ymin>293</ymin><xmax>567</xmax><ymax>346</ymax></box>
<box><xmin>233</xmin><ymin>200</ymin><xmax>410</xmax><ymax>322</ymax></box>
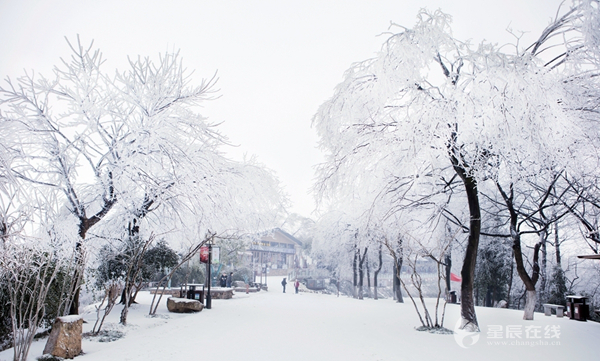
<box><xmin>2</xmin><ymin>278</ymin><xmax>599</xmax><ymax>361</ymax></box>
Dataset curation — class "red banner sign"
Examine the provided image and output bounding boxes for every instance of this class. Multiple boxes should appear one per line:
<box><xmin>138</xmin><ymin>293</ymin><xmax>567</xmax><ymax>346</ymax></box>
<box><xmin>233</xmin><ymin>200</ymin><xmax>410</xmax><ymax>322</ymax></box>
<box><xmin>200</xmin><ymin>246</ymin><xmax>209</xmax><ymax>263</ymax></box>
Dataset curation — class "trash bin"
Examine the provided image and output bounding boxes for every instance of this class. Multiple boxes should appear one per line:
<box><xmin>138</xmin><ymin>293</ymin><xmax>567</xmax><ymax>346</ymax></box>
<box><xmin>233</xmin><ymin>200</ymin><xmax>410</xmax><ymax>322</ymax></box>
<box><xmin>574</xmin><ymin>303</ymin><xmax>589</xmax><ymax>321</ymax></box>
<box><xmin>566</xmin><ymin>295</ymin><xmax>589</xmax><ymax>321</ymax></box>
<box><xmin>184</xmin><ymin>284</ymin><xmax>205</xmax><ymax>304</ymax></box>
<box><xmin>449</xmin><ymin>291</ymin><xmax>457</xmax><ymax>304</ymax></box>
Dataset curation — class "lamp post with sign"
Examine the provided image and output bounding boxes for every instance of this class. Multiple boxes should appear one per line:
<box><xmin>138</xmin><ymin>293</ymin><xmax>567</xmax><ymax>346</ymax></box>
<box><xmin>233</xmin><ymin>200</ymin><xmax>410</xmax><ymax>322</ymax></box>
<box><xmin>207</xmin><ymin>240</ymin><xmax>213</xmax><ymax>309</ymax></box>
<box><xmin>199</xmin><ymin>244</ymin><xmax>210</xmax><ymax>308</ymax></box>
<box><xmin>199</xmin><ymin>236</ymin><xmax>218</xmax><ymax>310</ymax></box>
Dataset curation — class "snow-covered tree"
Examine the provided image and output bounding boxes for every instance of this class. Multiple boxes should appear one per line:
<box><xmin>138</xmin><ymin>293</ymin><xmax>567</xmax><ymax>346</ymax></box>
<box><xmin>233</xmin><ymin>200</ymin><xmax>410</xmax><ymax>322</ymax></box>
<box><xmin>0</xmin><ymin>38</ymin><xmax>286</xmax><ymax>315</ymax></box>
<box><xmin>313</xmin><ymin>1</ymin><xmax>600</xmax><ymax>329</ymax></box>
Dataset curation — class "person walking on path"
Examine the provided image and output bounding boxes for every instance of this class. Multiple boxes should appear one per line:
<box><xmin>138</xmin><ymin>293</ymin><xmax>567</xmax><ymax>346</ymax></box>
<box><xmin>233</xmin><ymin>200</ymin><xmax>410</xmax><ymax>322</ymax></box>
<box><xmin>281</xmin><ymin>278</ymin><xmax>287</xmax><ymax>293</ymax></box>
<box><xmin>294</xmin><ymin>279</ymin><xmax>300</xmax><ymax>294</ymax></box>
<box><xmin>226</xmin><ymin>272</ymin><xmax>233</xmax><ymax>288</ymax></box>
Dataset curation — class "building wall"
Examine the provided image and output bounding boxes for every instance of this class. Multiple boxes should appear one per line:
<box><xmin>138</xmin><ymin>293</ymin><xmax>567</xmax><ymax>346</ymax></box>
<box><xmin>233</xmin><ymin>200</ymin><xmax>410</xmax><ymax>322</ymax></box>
<box><xmin>248</xmin><ymin>229</ymin><xmax>303</xmax><ymax>280</ymax></box>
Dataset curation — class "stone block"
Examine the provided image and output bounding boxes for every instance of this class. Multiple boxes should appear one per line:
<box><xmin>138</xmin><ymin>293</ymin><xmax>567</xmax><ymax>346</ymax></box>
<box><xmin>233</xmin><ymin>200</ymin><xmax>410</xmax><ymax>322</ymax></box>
<box><xmin>43</xmin><ymin>315</ymin><xmax>83</xmax><ymax>359</ymax></box>
<box><xmin>233</xmin><ymin>281</ymin><xmax>246</xmax><ymax>288</ymax></box>
<box><xmin>167</xmin><ymin>297</ymin><xmax>204</xmax><ymax>313</ymax></box>
<box><xmin>210</xmin><ymin>288</ymin><xmax>233</xmax><ymax>299</ymax></box>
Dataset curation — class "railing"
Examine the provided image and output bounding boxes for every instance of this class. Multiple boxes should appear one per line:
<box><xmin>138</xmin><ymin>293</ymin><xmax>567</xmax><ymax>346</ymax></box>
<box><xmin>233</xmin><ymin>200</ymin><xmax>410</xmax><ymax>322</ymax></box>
<box><xmin>248</xmin><ymin>244</ymin><xmax>296</xmax><ymax>254</ymax></box>
<box><xmin>288</xmin><ymin>268</ymin><xmax>330</xmax><ymax>280</ymax></box>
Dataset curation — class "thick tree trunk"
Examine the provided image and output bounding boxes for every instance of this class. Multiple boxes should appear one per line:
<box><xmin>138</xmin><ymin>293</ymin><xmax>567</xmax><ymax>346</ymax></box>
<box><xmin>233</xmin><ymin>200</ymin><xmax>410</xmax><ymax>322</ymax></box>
<box><xmin>68</xmin><ymin>241</ymin><xmax>85</xmax><ymax>316</ymax></box>
<box><xmin>393</xmin><ymin>263</ymin><xmax>398</xmax><ymax>301</ymax></box>
<box><xmin>485</xmin><ymin>289</ymin><xmax>492</xmax><ymax>307</ymax></box>
<box><xmin>69</xmin><ymin>175</ymin><xmax>116</xmax><ymax>315</ymax></box>
<box><xmin>358</xmin><ymin>269</ymin><xmax>364</xmax><ymax>300</ymax></box>
<box><xmin>444</xmin><ymin>253</ymin><xmax>452</xmax><ymax>294</ymax></box>
<box><xmin>352</xmin><ymin>245</ymin><xmax>358</xmax><ymax>299</ymax></box>
<box><xmin>507</xmin><ymin>249</ymin><xmax>514</xmax><ymax>308</ymax></box>
<box><xmin>120</xmin><ymin>291</ymin><xmax>130</xmax><ymax>325</ymax></box>
<box><xmin>555</xmin><ymin>222</ymin><xmax>561</xmax><ymax>266</ymax></box>
<box><xmin>524</xmin><ymin>290</ymin><xmax>536</xmax><ymax>320</ymax></box>
<box><xmin>366</xmin><ymin>255</ymin><xmax>372</xmax><ymax>298</ymax></box>
<box><xmin>537</xmin><ymin>230</ymin><xmax>548</xmax><ymax>311</ymax></box>
<box><xmin>120</xmin><ymin>196</ymin><xmax>155</xmax><ymax>307</ymax></box>
<box><xmin>373</xmin><ymin>244</ymin><xmax>383</xmax><ymax>300</ymax></box>
<box><xmin>358</xmin><ymin>247</ymin><xmax>367</xmax><ymax>300</ymax></box>
<box><xmin>497</xmin><ymin>182</ymin><xmax>540</xmax><ymax>320</ymax></box>
<box><xmin>513</xmin><ymin>228</ymin><xmax>538</xmax><ymax>320</ymax></box>
<box><xmin>394</xmin><ymin>237</ymin><xmax>404</xmax><ymax>303</ymax></box>
<box><xmin>451</xmin><ymin>155</ymin><xmax>481</xmax><ymax>331</ymax></box>
<box><xmin>69</xmin><ymin>218</ymin><xmax>97</xmax><ymax>315</ymax></box>
<box><xmin>393</xmin><ymin>253</ymin><xmax>404</xmax><ymax>303</ymax></box>
<box><xmin>120</xmin><ymin>217</ymin><xmax>142</xmax><ymax>305</ymax></box>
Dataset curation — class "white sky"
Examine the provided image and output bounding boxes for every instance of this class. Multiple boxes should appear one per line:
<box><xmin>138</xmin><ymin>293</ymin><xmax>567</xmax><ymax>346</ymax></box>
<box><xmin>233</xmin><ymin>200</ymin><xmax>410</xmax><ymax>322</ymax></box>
<box><xmin>0</xmin><ymin>0</ymin><xmax>565</xmax><ymax>218</ymax></box>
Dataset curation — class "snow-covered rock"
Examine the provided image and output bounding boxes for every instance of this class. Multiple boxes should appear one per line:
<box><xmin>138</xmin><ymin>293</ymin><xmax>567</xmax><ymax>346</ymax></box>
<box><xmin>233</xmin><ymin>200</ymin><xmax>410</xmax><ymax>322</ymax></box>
<box><xmin>166</xmin><ymin>297</ymin><xmax>204</xmax><ymax>313</ymax></box>
<box><xmin>43</xmin><ymin>316</ymin><xmax>84</xmax><ymax>359</ymax></box>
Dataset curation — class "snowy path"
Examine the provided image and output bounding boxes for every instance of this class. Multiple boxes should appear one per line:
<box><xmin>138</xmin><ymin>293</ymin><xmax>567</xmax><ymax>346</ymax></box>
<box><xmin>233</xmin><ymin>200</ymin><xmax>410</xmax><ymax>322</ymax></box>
<box><xmin>2</xmin><ymin>283</ymin><xmax>599</xmax><ymax>361</ymax></box>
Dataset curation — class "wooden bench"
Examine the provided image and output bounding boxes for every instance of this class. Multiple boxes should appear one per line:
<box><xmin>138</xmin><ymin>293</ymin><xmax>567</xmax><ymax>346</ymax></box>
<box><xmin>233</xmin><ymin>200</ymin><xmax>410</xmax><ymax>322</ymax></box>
<box><xmin>543</xmin><ymin>304</ymin><xmax>564</xmax><ymax>317</ymax></box>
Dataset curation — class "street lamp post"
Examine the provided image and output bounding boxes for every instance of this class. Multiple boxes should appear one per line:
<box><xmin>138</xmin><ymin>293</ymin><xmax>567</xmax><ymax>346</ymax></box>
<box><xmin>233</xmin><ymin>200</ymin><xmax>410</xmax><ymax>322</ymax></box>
<box><xmin>206</xmin><ymin>239</ymin><xmax>213</xmax><ymax>309</ymax></box>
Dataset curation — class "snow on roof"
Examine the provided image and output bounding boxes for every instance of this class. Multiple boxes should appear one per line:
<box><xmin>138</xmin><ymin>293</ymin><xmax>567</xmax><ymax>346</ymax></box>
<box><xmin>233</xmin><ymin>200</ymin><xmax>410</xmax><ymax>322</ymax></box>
<box><xmin>260</xmin><ymin>228</ymin><xmax>303</xmax><ymax>246</ymax></box>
